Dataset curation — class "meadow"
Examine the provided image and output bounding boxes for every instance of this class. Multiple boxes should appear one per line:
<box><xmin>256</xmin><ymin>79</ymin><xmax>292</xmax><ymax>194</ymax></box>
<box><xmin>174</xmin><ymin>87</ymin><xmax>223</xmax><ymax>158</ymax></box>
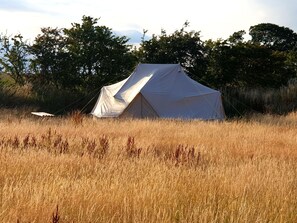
<box><xmin>0</xmin><ymin>109</ymin><xmax>297</xmax><ymax>222</ymax></box>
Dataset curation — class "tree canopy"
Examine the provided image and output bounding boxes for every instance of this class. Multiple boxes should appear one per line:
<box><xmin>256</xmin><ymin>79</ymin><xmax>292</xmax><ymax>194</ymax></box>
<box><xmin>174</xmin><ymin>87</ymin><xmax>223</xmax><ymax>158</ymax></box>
<box><xmin>1</xmin><ymin>17</ymin><xmax>297</xmax><ymax>93</ymax></box>
<box><xmin>249</xmin><ymin>23</ymin><xmax>297</xmax><ymax>51</ymax></box>
<box><xmin>1</xmin><ymin>16</ymin><xmax>137</xmax><ymax>91</ymax></box>
<box><xmin>136</xmin><ymin>22</ymin><xmax>206</xmax><ymax>81</ymax></box>
<box><xmin>0</xmin><ymin>34</ymin><xmax>29</xmax><ymax>85</ymax></box>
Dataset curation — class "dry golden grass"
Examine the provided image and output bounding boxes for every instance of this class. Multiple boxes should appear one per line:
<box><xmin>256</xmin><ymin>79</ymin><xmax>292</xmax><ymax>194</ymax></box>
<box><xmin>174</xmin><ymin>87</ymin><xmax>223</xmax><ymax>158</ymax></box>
<box><xmin>0</xmin><ymin>110</ymin><xmax>297</xmax><ymax>222</ymax></box>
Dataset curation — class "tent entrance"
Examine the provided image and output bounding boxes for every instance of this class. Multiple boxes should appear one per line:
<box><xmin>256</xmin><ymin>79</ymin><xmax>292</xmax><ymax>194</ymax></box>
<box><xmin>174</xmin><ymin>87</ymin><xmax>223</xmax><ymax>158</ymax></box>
<box><xmin>119</xmin><ymin>93</ymin><xmax>159</xmax><ymax>118</ymax></box>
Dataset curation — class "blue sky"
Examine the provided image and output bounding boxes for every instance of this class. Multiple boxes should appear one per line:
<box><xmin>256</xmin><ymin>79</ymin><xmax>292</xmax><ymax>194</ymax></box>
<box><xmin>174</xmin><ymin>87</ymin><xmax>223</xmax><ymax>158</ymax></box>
<box><xmin>0</xmin><ymin>0</ymin><xmax>296</xmax><ymax>44</ymax></box>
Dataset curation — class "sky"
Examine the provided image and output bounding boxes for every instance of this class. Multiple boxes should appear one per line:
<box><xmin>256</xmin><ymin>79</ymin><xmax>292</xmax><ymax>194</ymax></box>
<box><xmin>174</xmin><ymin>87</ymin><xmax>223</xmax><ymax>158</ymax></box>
<box><xmin>0</xmin><ymin>0</ymin><xmax>297</xmax><ymax>44</ymax></box>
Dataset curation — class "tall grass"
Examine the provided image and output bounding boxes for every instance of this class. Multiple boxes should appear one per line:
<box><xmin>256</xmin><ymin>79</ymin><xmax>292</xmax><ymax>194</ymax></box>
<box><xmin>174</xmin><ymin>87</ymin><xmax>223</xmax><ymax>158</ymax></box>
<box><xmin>223</xmin><ymin>81</ymin><xmax>297</xmax><ymax>116</ymax></box>
<box><xmin>0</xmin><ymin>112</ymin><xmax>296</xmax><ymax>222</ymax></box>
<box><xmin>0</xmin><ymin>78</ymin><xmax>96</xmax><ymax>115</ymax></box>
<box><xmin>2</xmin><ymin>73</ymin><xmax>297</xmax><ymax>117</ymax></box>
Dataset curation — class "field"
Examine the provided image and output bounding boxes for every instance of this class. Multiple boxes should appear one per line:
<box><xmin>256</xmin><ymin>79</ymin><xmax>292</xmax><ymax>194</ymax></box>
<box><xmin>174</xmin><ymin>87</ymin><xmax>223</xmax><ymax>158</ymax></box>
<box><xmin>0</xmin><ymin>109</ymin><xmax>297</xmax><ymax>223</ymax></box>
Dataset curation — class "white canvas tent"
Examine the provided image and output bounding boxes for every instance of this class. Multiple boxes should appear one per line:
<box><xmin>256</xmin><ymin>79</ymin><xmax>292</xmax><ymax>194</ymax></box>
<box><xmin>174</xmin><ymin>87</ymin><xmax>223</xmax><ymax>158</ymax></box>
<box><xmin>91</xmin><ymin>64</ymin><xmax>225</xmax><ymax>120</ymax></box>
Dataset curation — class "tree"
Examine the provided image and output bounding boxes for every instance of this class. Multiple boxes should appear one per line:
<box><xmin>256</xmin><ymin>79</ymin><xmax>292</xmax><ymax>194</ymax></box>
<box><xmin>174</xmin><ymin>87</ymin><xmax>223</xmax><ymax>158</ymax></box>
<box><xmin>29</xmin><ymin>16</ymin><xmax>137</xmax><ymax>91</ymax></box>
<box><xmin>286</xmin><ymin>50</ymin><xmax>297</xmax><ymax>77</ymax></box>
<box><xmin>240</xmin><ymin>44</ymin><xmax>294</xmax><ymax>88</ymax></box>
<box><xmin>249</xmin><ymin>23</ymin><xmax>297</xmax><ymax>84</ymax></box>
<box><xmin>205</xmin><ymin>39</ymin><xmax>239</xmax><ymax>88</ymax></box>
<box><xmin>63</xmin><ymin>16</ymin><xmax>137</xmax><ymax>89</ymax></box>
<box><xmin>205</xmin><ymin>30</ymin><xmax>295</xmax><ymax>89</ymax></box>
<box><xmin>136</xmin><ymin>22</ymin><xmax>207</xmax><ymax>81</ymax></box>
<box><xmin>29</xmin><ymin>27</ymin><xmax>73</xmax><ymax>88</ymax></box>
<box><xmin>249</xmin><ymin>23</ymin><xmax>297</xmax><ymax>51</ymax></box>
<box><xmin>0</xmin><ymin>34</ymin><xmax>30</xmax><ymax>85</ymax></box>
<box><xmin>228</xmin><ymin>30</ymin><xmax>246</xmax><ymax>45</ymax></box>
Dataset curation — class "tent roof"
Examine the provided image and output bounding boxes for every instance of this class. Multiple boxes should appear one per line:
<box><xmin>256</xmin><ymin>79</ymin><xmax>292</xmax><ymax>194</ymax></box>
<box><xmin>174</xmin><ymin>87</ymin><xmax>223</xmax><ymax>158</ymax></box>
<box><xmin>114</xmin><ymin>63</ymin><xmax>217</xmax><ymax>102</ymax></box>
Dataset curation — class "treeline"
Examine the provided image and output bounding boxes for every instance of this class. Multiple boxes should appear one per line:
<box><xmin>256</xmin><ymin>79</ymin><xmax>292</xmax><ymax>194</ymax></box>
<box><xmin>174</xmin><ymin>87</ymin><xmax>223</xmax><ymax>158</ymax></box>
<box><xmin>1</xmin><ymin>16</ymin><xmax>297</xmax><ymax>115</ymax></box>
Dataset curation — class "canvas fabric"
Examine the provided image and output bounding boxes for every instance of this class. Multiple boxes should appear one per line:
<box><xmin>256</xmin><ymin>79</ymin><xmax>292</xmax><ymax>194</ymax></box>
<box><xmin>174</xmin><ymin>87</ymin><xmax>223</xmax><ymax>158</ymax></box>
<box><xmin>91</xmin><ymin>64</ymin><xmax>225</xmax><ymax>120</ymax></box>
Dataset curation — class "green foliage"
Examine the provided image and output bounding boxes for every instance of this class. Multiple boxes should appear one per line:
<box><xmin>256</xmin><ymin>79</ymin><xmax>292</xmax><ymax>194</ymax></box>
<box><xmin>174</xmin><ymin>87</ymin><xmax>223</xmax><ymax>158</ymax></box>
<box><xmin>29</xmin><ymin>16</ymin><xmax>137</xmax><ymax>91</ymax></box>
<box><xmin>136</xmin><ymin>22</ymin><xmax>206</xmax><ymax>80</ymax></box>
<box><xmin>205</xmin><ymin>31</ymin><xmax>295</xmax><ymax>88</ymax></box>
<box><xmin>1</xmin><ymin>18</ymin><xmax>297</xmax><ymax>115</ymax></box>
<box><xmin>0</xmin><ymin>34</ymin><xmax>30</xmax><ymax>85</ymax></box>
<box><xmin>249</xmin><ymin>23</ymin><xmax>297</xmax><ymax>51</ymax></box>
<box><xmin>137</xmin><ymin>23</ymin><xmax>297</xmax><ymax>90</ymax></box>
<box><xmin>63</xmin><ymin>16</ymin><xmax>137</xmax><ymax>89</ymax></box>
<box><xmin>29</xmin><ymin>27</ymin><xmax>71</xmax><ymax>89</ymax></box>
<box><xmin>228</xmin><ymin>30</ymin><xmax>246</xmax><ymax>45</ymax></box>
